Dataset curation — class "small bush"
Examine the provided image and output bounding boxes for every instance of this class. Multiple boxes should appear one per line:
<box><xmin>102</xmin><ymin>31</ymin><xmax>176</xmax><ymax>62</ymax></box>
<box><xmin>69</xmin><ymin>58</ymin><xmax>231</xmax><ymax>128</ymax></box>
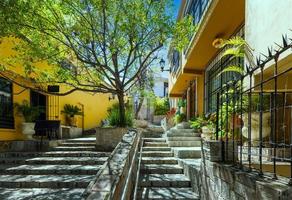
<box><xmin>107</xmin><ymin>103</ymin><xmax>133</xmax><ymax>127</ymax></box>
<box><xmin>174</xmin><ymin>113</ymin><xmax>186</xmax><ymax>124</ymax></box>
<box><xmin>154</xmin><ymin>97</ymin><xmax>170</xmax><ymax>115</ymax></box>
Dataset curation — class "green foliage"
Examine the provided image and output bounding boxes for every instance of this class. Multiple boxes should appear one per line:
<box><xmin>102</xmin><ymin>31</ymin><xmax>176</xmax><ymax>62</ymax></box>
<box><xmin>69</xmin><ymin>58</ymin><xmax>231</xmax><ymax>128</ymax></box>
<box><xmin>14</xmin><ymin>100</ymin><xmax>40</xmax><ymax>122</ymax></box>
<box><xmin>174</xmin><ymin>113</ymin><xmax>186</xmax><ymax>124</ymax></box>
<box><xmin>190</xmin><ymin>115</ymin><xmax>216</xmax><ymax>131</ymax></box>
<box><xmin>177</xmin><ymin>99</ymin><xmax>186</xmax><ymax>108</ymax></box>
<box><xmin>107</xmin><ymin>103</ymin><xmax>133</xmax><ymax>127</ymax></box>
<box><xmin>61</xmin><ymin>104</ymin><xmax>83</xmax><ymax>117</ymax></box>
<box><xmin>154</xmin><ymin>97</ymin><xmax>170</xmax><ymax>115</ymax></box>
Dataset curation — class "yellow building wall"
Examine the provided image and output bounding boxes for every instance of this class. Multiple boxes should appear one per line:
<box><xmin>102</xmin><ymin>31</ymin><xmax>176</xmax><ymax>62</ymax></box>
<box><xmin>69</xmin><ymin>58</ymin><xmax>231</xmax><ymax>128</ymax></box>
<box><xmin>0</xmin><ymin>37</ymin><xmax>114</xmax><ymax>141</ymax></box>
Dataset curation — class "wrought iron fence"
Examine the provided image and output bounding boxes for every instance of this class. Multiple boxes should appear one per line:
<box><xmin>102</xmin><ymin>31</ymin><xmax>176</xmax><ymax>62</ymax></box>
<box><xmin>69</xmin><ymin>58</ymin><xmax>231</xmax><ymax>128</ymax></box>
<box><xmin>214</xmin><ymin>34</ymin><xmax>292</xmax><ymax>184</ymax></box>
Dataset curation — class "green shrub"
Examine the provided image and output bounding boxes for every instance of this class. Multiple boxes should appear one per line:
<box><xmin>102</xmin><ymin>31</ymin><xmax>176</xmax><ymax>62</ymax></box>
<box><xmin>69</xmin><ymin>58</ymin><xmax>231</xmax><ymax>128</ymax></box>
<box><xmin>107</xmin><ymin>103</ymin><xmax>133</xmax><ymax>127</ymax></box>
<box><xmin>154</xmin><ymin>97</ymin><xmax>170</xmax><ymax>115</ymax></box>
<box><xmin>174</xmin><ymin>113</ymin><xmax>186</xmax><ymax>124</ymax></box>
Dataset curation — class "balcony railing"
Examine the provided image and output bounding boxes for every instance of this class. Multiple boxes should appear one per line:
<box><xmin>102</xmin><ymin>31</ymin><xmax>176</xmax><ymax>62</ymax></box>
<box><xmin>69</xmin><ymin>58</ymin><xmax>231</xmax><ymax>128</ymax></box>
<box><xmin>186</xmin><ymin>0</ymin><xmax>210</xmax><ymax>24</ymax></box>
<box><xmin>170</xmin><ymin>50</ymin><xmax>181</xmax><ymax>75</ymax></box>
<box><xmin>212</xmin><ymin>34</ymin><xmax>292</xmax><ymax>183</ymax></box>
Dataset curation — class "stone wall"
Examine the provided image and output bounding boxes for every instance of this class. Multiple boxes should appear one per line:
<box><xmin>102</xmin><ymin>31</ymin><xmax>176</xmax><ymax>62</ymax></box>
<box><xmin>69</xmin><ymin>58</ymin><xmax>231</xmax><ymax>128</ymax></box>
<box><xmin>83</xmin><ymin>130</ymin><xmax>140</xmax><ymax>200</ymax></box>
<box><xmin>95</xmin><ymin>127</ymin><xmax>128</xmax><ymax>151</ymax></box>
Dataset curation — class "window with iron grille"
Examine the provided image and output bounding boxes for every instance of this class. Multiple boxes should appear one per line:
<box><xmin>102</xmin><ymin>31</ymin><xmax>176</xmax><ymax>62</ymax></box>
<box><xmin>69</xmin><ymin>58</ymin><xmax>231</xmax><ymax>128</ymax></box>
<box><xmin>0</xmin><ymin>78</ymin><xmax>14</xmax><ymax>129</ymax></box>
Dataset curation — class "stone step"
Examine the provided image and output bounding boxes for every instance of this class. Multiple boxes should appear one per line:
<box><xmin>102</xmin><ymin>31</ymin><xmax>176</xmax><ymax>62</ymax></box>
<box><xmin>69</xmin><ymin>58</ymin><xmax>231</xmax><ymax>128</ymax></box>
<box><xmin>65</xmin><ymin>138</ymin><xmax>96</xmax><ymax>143</ymax></box>
<box><xmin>0</xmin><ymin>175</ymin><xmax>94</xmax><ymax>188</ymax></box>
<box><xmin>0</xmin><ymin>188</ymin><xmax>85</xmax><ymax>200</ymax></box>
<box><xmin>0</xmin><ymin>164</ymin><xmax>102</xmax><ymax>175</ymax></box>
<box><xmin>167</xmin><ymin>128</ymin><xmax>194</xmax><ymax>134</ymax></box>
<box><xmin>166</xmin><ymin>131</ymin><xmax>200</xmax><ymax>137</ymax></box>
<box><xmin>0</xmin><ymin>157</ymin><xmax>107</xmax><ymax>165</ymax></box>
<box><xmin>141</xmin><ymin>151</ymin><xmax>173</xmax><ymax>157</ymax></box>
<box><xmin>142</xmin><ymin>147</ymin><xmax>171</xmax><ymax>151</ymax></box>
<box><xmin>172</xmin><ymin>147</ymin><xmax>201</xmax><ymax>159</ymax></box>
<box><xmin>51</xmin><ymin>146</ymin><xmax>96</xmax><ymax>151</ymax></box>
<box><xmin>144</xmin><ymin>142</ymin><xmax>168</xmax><ymax>147</ymax></box>
<box><xmin>0</xmin><ymin>151</ymin><xmax>110</xmax><ymax>158</ymax></box>
<box><xmin>140</xmin><ymin>174</ymin><xmax>191</xmax><ymax>187</ymax></box>
<box><xmin>141</xmin><ymin>164</ymin><xmax>183</xmax><ymax>174</ymax></box>
<box><xmin>138</xmin><ymin>187</ymin><xmax>199</xmax><ymax>200</ymax></box>
<box><xmin>141</xmin><ymin>157</ymin><xmax>178</xmax><ymax>165</ymax></box>
<box><xmin>168</xmin><ymin>141</ymin><xmax>201</xmax><ymax>147</ymax></box>
<box><xmin>143</xmin><ymin>138</ymin><xmax>166</xmax><ymax>142</ymax></box>
<box><xmin>59</xmin><ymin>142</ymin><xmax>96</xmax><ymax>146</ymax></box>
<box><xmin>167</xmin><ymin>137</ymin><xmax>201</xmax><ymax>141</ymax></box>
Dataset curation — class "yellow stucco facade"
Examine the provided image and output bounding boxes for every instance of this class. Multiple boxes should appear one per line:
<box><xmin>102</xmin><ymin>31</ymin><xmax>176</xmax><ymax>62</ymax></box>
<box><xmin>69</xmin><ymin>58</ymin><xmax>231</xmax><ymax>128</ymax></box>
<box><xmin>0</xmin><ymin>37</ymin><xmax>115</xmax><ymax>141</ymax></box>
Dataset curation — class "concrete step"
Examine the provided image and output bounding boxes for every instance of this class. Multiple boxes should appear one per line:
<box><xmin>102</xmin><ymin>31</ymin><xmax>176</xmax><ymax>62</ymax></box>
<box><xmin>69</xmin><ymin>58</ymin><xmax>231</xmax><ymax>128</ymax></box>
<box><xmin>141</xmin><ymin>151</ymin><xmax>173</xmax><ymax>157</ymax></box>
<box><xmin>142</xmin><ymin>147</ymin><xmax>171</xmax><ymax>151</ymax></box>
<box><xmin>172</xmin><ymin>147</ymin><xmax>201</xmax><ymax>159</ymax></box>
<box><xmin>143</xmin><ymin>138</ymin><xmax>166</xmax><ymax>142</ymax></box>
<box><xmin>168</xmin><ymin>141</ymin><xmax>201</xmax><ymax>147</ymax></box>
<box><xmin>144</xmin><ymin>142</ymin><xmax>168</xmax><ymax>147</ymax></box>
<box><xmin>166</xmin><ymin>131</ymin><xmax>200</xmax><ymax>137</ymax></box>
<box><xmin>0</xmin><ymin>164</ymin><xmax>102</xmax><ymax>175</ymax></box>
<box><xmin>0</xmin><ymin>151</ymin><xmax>110</xmax><ymax>158</ymax></box>
<box><xmin>65</xmin><ymin>138</ymin><xmax>96</xmax><ymax>143</ymax></box>
<box><xmin>141</xmin><ymin>164</ymin><xmax>183</xmax><ymax>174</ymax></box>
<box><xmin>141</xmin><ymin>157</ymin><xmax>178</xmax><ymax>165</ymax></box>
<box><xmin>0</xmin><ymin>157</ymin><xmax>107</xmax><ymax>165</ymax></box>
<box><xmin>140</xmin><ymin>174</ymin><xmax>191</xmax><ymax>187</ymax></box>
<box><xmin>59</xmin><ymin>142</ymin><xmax>96</xmax><ymax>146</ymax></box>
<box><xmin>167</xmin><ymin>128</ymin><xmax>194</xmax><ymax>134</ymax></box>
<box><xmin>138</xmin><ymin>187</ymin><xmax>199</xmax><ymax>200</ymax></box>
<box><xmin>0</xmin><ymin>188</ymin><xmax>85</xmax><ymax>200</ymax></box>
<box><xmin>51</xmin><ymin>146</ymin><xmax>96</xmax><ymax>151</ymax></box>
<box><xmin>167</xmin><ymin>137</ymin><xmax>201</xmax><ymax>141</ymax></box>
<box><xmin>0</xmin><ymin>174</ymin><xmax>94</xmax><ymax>188</ymax></box>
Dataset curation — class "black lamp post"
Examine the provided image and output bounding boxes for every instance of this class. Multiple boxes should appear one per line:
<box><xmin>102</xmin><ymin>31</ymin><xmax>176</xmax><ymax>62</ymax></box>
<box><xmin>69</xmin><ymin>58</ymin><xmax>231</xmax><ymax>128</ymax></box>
<box><xmin>160</xmin><ymin>58</ymin><xmax>170</xmax><ymax>72</ymax></box>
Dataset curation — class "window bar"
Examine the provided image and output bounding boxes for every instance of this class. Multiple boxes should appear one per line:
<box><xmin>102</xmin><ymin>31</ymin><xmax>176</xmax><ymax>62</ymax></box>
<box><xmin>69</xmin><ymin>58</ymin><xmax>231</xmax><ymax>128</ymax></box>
<box><xmin>232</xmin><ymin>81</ymin><xmax>236</xmax><ymax>165</ymax></box>
<box><xmin>248</xmin><ymin>73</ymin><xmax>252</xmax><ymax>171</ymax></box>
<box><xmin>272</xmin><ymin>55</ymin><xmax>279</xmax><ymax>180</ymax></box>
<box><xmin>240</xmin><ymin>76</ymin><xmax>244</xmax><ymax>169</ymax></box>
<box><xmin>258</xmin><ymin>65</ymin><xmax>264</xmax><ymax>176</ymax></box>
<box><xmin>225</xmin><ymin>84</ymin><xmax>229</xmax><ymax>162</ymax></box>
<box><xmin>216</xmin><ymin>92</ymin><xmax>220</xmax><ymax>141</ymax></box>
<box><xmin>289</xmin><ymin>104</ymin><xmax>292</xmax><ymax>185</ymax></box>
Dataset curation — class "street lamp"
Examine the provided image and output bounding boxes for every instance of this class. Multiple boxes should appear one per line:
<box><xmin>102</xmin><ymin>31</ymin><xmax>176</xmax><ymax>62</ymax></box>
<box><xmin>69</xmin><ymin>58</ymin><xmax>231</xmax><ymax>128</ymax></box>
<box><xmin>160</xmin><ymin>58</ymin><xmax>170</xmax><ymax>72</ymax></box>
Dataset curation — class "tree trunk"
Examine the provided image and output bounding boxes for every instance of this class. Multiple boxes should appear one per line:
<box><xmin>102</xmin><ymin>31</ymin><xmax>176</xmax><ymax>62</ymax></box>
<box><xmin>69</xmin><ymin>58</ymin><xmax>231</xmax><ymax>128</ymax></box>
<box><xmin>117</xmin><ymin>92</ymin><xmax>126</xmax><ymax>127</ymax></box>
<box><xmin>135</xmin><ymin>95</ymin><xmax>144</xmax><ymax>119</ymax></box>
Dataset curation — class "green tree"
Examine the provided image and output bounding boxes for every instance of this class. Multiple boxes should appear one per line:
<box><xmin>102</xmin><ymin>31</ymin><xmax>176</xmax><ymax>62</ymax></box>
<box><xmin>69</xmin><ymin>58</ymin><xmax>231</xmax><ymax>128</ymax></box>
<box><xmin>0</xmin><ymin>0</ymin><xmax>195</xmax><ymax>126</ymax></box>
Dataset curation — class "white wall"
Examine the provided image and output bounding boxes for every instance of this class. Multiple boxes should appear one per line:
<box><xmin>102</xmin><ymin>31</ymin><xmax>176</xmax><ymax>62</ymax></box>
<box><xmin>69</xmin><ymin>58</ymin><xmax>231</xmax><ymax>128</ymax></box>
<box><xmin>246</xmin><ymin>0</ymin><xmax>292</xmax><ymax>59</ymax></box>
<box><xmin>153</xmin><ymin>76</ymin><xmax>168</xmax><ymax>97</ymax></box>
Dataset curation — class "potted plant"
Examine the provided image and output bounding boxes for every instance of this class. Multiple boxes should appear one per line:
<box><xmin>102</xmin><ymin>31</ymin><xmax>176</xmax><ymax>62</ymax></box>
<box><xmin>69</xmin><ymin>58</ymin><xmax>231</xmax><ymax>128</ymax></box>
<box><xmin>14</xmin><ymin>100</ymin><xmax>40</xmax><ymax>139</ymax></box>
<box><xmin>61</xmin><ymin>104</ymin><xmax>83</xmax><ymax>127</ymax></box>
<box><xmin>174</xmin><ymin>113</ymin><xmax>186</xmax><ymax>124</ymax></box>
<box><xmin>177</xmin><ymin>99</ymin><xmax>186</xmax><ymax>114</ymax></box>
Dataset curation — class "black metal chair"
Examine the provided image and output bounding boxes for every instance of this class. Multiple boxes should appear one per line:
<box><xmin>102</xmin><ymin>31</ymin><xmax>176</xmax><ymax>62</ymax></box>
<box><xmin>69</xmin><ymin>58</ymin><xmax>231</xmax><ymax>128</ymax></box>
<box><xmin>34</xmin><ymin>120</ymin><xmax>61</xmax><ymax>140</ymax></box>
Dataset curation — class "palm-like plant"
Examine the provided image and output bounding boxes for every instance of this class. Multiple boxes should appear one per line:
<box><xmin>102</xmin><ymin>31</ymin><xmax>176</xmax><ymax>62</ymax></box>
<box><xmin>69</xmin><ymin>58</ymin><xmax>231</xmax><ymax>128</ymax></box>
<box><xmin>218</xmin><ymin>36</ymin><xmax>255</xmax><ymax>76</ymax></box>
<box><xmin>14</xmin><ymin>100</ymin><xmax>40</xmax><ymax>122</ymax></box>
<box><xmin>61</xmin><ymin>104</ymin><xmax>82</xmax><ymax>117</ymax></box>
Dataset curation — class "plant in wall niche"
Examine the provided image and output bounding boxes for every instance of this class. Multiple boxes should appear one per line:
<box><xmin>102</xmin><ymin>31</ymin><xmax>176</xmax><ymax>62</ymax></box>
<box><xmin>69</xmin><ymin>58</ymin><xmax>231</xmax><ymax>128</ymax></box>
<box><xmin>14</xmin><ymin>100</ymin><xmax>41</xmax><ymax>139</ymax></box>
<box><xmin>61</xmin><ymin>104</ymin><xmax>83</xmax><ymax>127</ymax></box>
<box><xmin>177</xmin><ymin>99</ymin><xmax>186</xmax><ymax>114</ymax></box>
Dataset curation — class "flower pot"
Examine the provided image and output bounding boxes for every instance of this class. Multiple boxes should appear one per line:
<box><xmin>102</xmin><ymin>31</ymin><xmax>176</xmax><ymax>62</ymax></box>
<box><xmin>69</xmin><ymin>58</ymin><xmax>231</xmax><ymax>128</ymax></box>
<box><xmin>22</xmin><ymin>122</ymin><xmax>35</xmax><ymax>140</ymax></box>
<box><xmin>65</xmin><ymin>116</ymin><xmax>77</xmax><ymax>127</ymax></box>
<box><xmin>242</xmin><ymin>112</ymin><xmax>271</xmax><ymax>141</ymax></box>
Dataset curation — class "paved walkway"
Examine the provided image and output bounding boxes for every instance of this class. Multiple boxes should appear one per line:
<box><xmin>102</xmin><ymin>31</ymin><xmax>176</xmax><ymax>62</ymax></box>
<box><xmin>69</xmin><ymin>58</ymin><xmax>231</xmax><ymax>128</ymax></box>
<box><xmin>137</xmin><ymin>137</ymin><xmax>199</xmax><ymax>199</ymax></box>
<box><xmin>0</xmin><ymin>137</ymin><xmax>109</xmax><ymax>200</ymax></box>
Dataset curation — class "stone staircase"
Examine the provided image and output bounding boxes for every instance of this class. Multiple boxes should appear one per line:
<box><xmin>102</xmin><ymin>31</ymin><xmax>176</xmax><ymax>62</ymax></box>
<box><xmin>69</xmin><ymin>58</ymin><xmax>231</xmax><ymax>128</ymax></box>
<box><xmin>166</xmin><ymin>123</ymin><xmax>201</xmax><ymax>159</ymax></box>
<box><xmin>137</xmin><ymin>138</ymin><xmax>199</xmax><ymax>200</ymax></box>
<box><xmin>0</xmin><ymin>137</ymin><xmax>109</xmax><ymax>200</ymax></box>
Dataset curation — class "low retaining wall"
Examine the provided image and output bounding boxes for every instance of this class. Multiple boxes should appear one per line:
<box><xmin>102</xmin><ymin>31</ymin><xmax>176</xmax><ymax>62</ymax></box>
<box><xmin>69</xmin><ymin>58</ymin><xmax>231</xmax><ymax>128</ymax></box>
<box><xmin>96</xmin><ymin>127</ymin><xmax>128</xmax><ymax>151</ymax></box>
<box><xmin>83</xmin><ymin>130</ymin><xmax>140</xmax><ymax>200</ymax></box>
<box><xmin>0</xmin><ymin>140</ymin><xmax>50</xmax><ymax>152</ymax></box>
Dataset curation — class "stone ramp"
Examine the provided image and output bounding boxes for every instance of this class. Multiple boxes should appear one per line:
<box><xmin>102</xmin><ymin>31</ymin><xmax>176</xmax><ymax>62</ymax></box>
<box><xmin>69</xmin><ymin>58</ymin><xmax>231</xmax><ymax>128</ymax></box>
<box><xmin>0</xmin><ymin>136</ymin><xmax>108</xmax><ymax>199</ymax></box>
<box><xmin>137</xmin><ymin>137</ymin><xmax>199</xmax><ymax>199</ymax></box>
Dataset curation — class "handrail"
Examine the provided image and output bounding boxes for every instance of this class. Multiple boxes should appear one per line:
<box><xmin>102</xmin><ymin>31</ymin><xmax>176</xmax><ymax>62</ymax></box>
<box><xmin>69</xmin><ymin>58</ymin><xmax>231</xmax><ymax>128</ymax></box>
<box><xmin>133</xmin><ymin>137</ymin><xmax>144</xmax><ymax>200</ymax></box>
<box><xmin>120</xmin><ymin>133</ymin><xmax>141</xmax><ymax>200</ymax></box>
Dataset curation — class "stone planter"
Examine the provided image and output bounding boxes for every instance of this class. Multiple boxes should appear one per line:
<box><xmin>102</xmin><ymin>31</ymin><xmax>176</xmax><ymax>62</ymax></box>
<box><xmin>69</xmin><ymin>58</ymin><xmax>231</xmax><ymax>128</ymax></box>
<box><xmin>242</xmin><ymin>112</ymin><xmax>271</xmax><ymax>141</ymax></box>
<box><xmin>153</xmin><ymin>115</ymin><xmax>165</xmax><ymax>125</ymax></box>
<box><xmin>95</xmin><ymin>127</ymin><xmax>128</xmax><ymax>151</ymax></box>
<box><xmin>202</xmin><ymin>139</ymin><xmax>238</xmax><ymax>162</ymax></box>
<box><xmin>22</xmin><ymin>122</ymin><xmax>35</xmax><ymax>140</ymax></box>
<box><xmin>133</xmin><ymin>119</ymin><xmax>148</xmax><ymax>128</ymax></box>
